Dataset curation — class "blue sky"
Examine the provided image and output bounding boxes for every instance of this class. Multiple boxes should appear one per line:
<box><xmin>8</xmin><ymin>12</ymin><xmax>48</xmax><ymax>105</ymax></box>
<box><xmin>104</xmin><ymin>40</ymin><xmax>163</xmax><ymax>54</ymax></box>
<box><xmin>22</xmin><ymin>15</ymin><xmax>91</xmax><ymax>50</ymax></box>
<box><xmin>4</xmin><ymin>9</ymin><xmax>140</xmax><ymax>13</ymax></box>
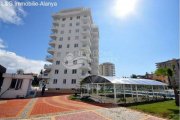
<box><xmin>0</xmin><ymin>0</ymin><xmax>179</xmax><ymax>76</ymax></box>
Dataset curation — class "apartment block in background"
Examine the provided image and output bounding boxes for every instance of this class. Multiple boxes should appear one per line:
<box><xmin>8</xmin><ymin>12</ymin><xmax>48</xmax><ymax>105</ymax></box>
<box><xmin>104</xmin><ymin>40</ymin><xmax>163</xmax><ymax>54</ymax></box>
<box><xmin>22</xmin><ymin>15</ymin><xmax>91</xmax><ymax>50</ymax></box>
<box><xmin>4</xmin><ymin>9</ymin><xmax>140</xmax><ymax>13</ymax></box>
<box><xmin>99</xmin><ymin>62</ymin><xmax>115</xmax><ymax>76</ymax></box>
<box><xmin>156</xmin><ymin>58</ymin><xmax>180</xmax><ymax>87</ymax></box>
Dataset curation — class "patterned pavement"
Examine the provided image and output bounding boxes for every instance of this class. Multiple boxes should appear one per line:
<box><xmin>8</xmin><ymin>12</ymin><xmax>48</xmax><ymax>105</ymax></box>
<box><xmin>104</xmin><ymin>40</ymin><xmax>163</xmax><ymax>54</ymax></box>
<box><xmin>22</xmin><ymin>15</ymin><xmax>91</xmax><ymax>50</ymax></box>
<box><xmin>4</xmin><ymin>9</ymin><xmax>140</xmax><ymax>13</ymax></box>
<box><xmin>0</xmin><ymin>95</ymin><xmax>166</xmax><ymax>120</ymax></box>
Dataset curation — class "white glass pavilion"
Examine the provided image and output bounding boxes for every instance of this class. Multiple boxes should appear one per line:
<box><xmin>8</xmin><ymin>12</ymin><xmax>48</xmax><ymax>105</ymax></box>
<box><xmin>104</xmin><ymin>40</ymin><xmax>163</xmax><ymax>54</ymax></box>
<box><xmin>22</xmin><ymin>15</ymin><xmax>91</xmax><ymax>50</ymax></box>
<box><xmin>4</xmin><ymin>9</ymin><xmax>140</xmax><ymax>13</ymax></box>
<box><xmin>81</xmin><ymin>75</ymin><xmax>169</xmax><ymax>104</ymax></box>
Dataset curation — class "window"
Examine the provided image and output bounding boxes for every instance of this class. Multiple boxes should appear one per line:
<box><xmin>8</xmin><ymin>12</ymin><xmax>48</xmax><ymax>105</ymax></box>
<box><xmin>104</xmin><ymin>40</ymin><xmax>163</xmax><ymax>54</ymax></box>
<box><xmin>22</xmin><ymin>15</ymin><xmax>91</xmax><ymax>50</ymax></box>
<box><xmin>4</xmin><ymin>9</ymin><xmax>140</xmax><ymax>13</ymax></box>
<box><xmin>61</xmin><ymin>24</ymin><xmax>65</xmax><ymax>27</ymax></box>
<box><xmin>56</xmin><ymin>61</ymin><xmax>60</xmax><ymax>65</ymax></box>
<box><xmin>59</xmin><ymin>37</ymin><xmax>63</xmax><ymax>41</ymax></box>
<box><xmin>75</xmin><ymin>36</ymin><xmax>79</xmax><ymax>40</ymax></box>
<box><xmin>67</xmin><ymin>44</ymin><xmax>70</xmax><ymax>48</ymax></box>
<box><xmin>68</xmin><ymin>37</ymin><xmax>71</xmax><ymax>40</ymax></box>
<box><xmin>73</xmin><ymin>60</ymin><xmax>77</xmax><ymax>65</ymax></box>
<box><xmin>10</xmin><ymin>79</ymin><xmax>17</xmax><ymax>88</ymax></box>
<box><xmin>58</xmin><ymin>45</ymin><xmax>62</xmax><ymax>49</ymax></box>
<box><xmin>72</xmin><ymin>69</ymin><xmax>77</xmax><ymax>74</ymax></box>
<box><xmin>64</xmin><ymin>69</ymin><xmax>67</xmax><ymax>74</ymax></box>
<box><xmin>15</xmin><ymin>79</ymin><xmax>23</xmax><ymax>90</ymax></box>
<box><xmin>69</xmin><ymin>30</ymin><xmax>71</xmax><ymax>33</ymax></box>
<box><xmin>76</xmin><ymin>22</ymin><xmax>80</xmax><ymax>26</ymax></box>
<box><xmin>53</xmin><ymin>79</ymin><xmax>57</xmax><ymax>84</ymax></box>
<box><xmin>69</xmin><ymin>23</ymin><xmax>72</xmax><ymax>26</ymax></box>
<box><xmin>10</xmin><ymin>79</ymin><xmax>23</xmax><ymax>90</ymax></box>
<box><xmin>74</xmin><ymin>44</ymin><xmax>78</xmax><ymax>48</ymax></box>
<box><xmin>75</xmin><ymin>29</ymin><xmax>79</xmax><ymax>33</ymax></box>
<box><xmin>77</xmin><ymin>16</ymin><xmax>80</xmax><ymax>19</ymax></box>
<box><xmin>71</xmin><ymin>79</ymin><xmax>76</xmax><ymax>84</ymax></box>
<box><xmin>63</xmin><ymin>79</ymin><xmax>66</xmax><ymax>84</ymax></box>
<box><xmin>55</xmin><ymin>70</ymin><xmax>59</xmax><ymax>74</ymax></box>
<box><xmin>60</xmin><ymin>31</ymin><xmax>64</xmax><ymax>34</ymax></box>
<box><xmin>62</xmin><ymin>18</ymin><xmax>66</xmax><ymax>21</ymax></box>
<box><xmin>70</xmin><ymin>17</ymin><xmax>73</xmax><ymax>20</ymax></box>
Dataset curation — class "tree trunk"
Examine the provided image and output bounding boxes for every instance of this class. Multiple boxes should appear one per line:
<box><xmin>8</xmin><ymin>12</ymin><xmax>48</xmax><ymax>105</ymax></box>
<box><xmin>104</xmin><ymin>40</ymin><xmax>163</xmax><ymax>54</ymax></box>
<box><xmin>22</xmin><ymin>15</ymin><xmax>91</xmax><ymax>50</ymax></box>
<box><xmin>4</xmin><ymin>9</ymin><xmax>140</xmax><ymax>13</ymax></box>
<box><xmin>169</xmin><ymin>76</ymin><xmax>179</xmax><ymax>106</ymax></box>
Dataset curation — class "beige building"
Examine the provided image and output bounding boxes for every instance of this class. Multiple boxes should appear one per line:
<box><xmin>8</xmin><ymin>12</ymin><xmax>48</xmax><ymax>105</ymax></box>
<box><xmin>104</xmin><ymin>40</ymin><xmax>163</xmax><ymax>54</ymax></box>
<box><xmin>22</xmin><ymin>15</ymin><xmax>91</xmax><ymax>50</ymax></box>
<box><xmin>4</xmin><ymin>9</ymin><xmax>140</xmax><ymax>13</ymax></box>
<box><xmin>99</xmin><ymin>62</ymin><xmax>115</xmax><ymax>76</ymax></box>
<box><xmin>156</xmin><ymin>58</ymin><xmax>180</xmax><ymax>87</ymax></box>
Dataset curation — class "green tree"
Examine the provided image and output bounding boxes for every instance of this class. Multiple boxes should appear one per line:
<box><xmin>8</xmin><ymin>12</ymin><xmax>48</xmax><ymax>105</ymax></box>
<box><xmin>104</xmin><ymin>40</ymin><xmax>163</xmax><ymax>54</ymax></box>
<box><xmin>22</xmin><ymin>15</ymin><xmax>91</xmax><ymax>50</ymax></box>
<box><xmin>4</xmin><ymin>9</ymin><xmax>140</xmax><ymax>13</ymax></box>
<box><xmin>155</xmin><ymin>68</ymin><xmax>179</xmax><ymax>106</ymax></box>
<box><xmin>131</xmin><ymin>74</ymin><xmax>137</xmax><ymax>78</ymax></box>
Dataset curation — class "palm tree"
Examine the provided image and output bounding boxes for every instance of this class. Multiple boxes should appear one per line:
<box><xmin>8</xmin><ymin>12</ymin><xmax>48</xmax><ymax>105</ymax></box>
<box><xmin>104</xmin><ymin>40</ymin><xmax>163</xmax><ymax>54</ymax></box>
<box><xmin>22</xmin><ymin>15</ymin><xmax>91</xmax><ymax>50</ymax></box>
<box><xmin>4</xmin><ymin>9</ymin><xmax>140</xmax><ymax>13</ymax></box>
<box><xmin>155</xmin><ymin>68</ymin><xmax>179</xmax><ymax>106</ymax></box>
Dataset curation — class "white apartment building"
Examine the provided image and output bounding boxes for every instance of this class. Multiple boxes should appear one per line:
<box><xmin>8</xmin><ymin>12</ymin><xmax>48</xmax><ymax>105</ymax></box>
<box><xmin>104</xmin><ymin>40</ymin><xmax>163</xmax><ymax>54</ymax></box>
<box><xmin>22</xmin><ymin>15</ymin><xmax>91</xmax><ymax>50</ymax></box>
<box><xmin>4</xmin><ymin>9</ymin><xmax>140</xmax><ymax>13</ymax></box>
<box><xmin>99</xmin><ymin>62</ymin><xmax>115</xmax><ymax>76</ymax></box>
<box><xmin>43</xmin><ymin>8</ymin><xmax>99</xmax><ymax>91</ymax></box>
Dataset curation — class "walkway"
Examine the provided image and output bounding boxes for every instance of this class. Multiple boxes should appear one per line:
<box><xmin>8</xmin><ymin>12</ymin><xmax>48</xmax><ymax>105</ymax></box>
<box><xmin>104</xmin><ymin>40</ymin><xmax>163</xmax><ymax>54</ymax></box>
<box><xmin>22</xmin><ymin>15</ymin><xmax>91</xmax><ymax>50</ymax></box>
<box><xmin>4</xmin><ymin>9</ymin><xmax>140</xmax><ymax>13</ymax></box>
<box><xmin>0</xmin><ymin>95</ymin><xmax>166</xmax><ymax>120</ymax></box>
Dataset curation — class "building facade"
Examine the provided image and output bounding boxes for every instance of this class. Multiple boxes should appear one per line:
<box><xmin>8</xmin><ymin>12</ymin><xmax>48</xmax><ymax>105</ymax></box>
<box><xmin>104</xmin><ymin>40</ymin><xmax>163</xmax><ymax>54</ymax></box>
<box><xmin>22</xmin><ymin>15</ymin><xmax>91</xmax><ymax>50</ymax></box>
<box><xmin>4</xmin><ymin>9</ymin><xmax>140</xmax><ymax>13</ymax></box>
<box><xmin>156</xmin><ymin>58</ymin><xmax>180</xmax><ymax>87</ymax></box>
<box><xmin>99</xmin><ymin>62</ymin><xmax>115</xmax><ymax>76</ymax></box>
<box><xmin>0</xmin><ymin>73</ymin><xmax>33</xmax><ymax>98</ymax></box>
<box><xmin>43</xmin><ymin>8</ymin><xmax>99</xmax><ymax>90</ymax></box>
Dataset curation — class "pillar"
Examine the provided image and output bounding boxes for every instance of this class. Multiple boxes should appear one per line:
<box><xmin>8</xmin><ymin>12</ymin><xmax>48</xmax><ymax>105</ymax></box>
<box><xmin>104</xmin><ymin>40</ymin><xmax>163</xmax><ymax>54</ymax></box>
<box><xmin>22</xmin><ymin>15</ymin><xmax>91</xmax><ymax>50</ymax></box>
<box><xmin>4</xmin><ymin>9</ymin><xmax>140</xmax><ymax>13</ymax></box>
<box><xmin>113</xmin><ymin>84</ymin><xmax>117</xmax><ymax>104</ymax></box>
<box><xmin>135</xmin><ymin>85</ymin><xmax>138</xmax><ymax>102</ymax></box>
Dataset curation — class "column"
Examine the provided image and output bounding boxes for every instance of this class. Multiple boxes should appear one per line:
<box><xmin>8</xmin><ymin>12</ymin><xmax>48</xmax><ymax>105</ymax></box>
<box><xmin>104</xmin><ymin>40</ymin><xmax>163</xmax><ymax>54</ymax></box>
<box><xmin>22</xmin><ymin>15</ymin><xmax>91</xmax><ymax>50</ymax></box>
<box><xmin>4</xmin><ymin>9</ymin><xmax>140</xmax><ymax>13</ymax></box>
<box><xmin>113</xmin><ymin>84</ymin><xmax>117</xmax><ymax>104</ymax></box>
<box><xmin>96</xmin><ymin>83</ymin><xmax>98</xmax><ymax>96</ymax></box>
<box><xmin>135</xmin><ymin>85</ymin><xmax>138</xmax><ymax>102</ymax></box>
<box><xmin>152</xmin><ymin>86</ymin><xmax>154</xmax><ymax>100</ymax></box>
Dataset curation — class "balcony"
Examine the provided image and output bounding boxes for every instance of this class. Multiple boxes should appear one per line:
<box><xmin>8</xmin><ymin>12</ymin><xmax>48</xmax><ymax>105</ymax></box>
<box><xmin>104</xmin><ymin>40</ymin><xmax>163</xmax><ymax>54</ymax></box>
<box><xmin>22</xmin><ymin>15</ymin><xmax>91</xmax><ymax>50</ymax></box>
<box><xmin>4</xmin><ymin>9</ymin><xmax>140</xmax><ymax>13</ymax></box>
<box><xmin>81</xmin><ymin>45</ymin><xmax>91</xmax><ymax>53</ymax></box>
<box><xmin>50</xmin><ymin>33</ymin><xmax>57</xmax><ymax>39</ymax></box>
<box><xmin>80</xmin><ymin>62</ymin><xmax>91</xmax><ymax>71</ymax></box>
<box><xmin>49</xmin><ymin>40</ymin><xmax>56</xmax><ymax>46</ymax></box>
<box><xmin>81</xmin><ymin>37</ymin><xmax>91</xmax><ymax>46</ymax></box>
<box><xmin>92</xmin><ymin>31</ymin><xmax>99</xmax><ymax>37</ymax></box>
<box><xmin>44</xmin><ymin>64</ymin><xmax>52</xmax><ymax>71</ymax></box>
<box><xmin>47</xmin><ymin>47</ymin><xmax>55</xmax><ymax>54</ymax></box>
<box><xmin>81</xmin><ymin>17</ymin><xmax>91</xmax><ymax>23</ymax></box>
<box><xmin>82</xmin><ymin>23</ymin><xmax>91</xmax><ymax>28</ymax></box>
<box><xmin>40</xmin><ymin>73</ymin><xmax>50</xmax><ymax>79</ymax></box>
<box><xmin>81</xmin><ymin>30</ymin><xmax>91</xmax><ymax>36</ymax></box>
<box><xmin>46</xmin><ymin>55</ymin><xmax>53</xmax><ymax>62</ymax></box>
<box><xmin>51</xmin><ymin>27</ymin><xmax>58</xmax><ymax>33</ymax></box>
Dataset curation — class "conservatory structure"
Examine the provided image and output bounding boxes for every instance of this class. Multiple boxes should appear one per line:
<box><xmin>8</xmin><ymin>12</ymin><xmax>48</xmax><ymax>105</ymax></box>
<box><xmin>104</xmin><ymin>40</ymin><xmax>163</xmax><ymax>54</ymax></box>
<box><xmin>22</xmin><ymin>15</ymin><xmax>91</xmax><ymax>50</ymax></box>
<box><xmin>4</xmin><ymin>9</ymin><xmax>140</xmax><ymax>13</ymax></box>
<box><xmin>81</xmin><ymin>75</ymin><xmax>171</xmax><ymax>104</ymax></box>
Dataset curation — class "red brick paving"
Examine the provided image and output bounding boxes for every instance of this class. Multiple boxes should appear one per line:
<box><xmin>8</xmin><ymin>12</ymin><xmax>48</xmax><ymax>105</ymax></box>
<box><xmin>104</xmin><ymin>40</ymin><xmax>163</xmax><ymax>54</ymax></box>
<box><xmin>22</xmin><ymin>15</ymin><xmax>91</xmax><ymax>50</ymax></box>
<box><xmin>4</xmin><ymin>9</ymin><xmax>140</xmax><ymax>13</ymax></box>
<box><xmin>0</xmin><ymin>99</ymin><xmax>30</xmax><ymax>118</ymax></box>
<box><xmin>55</xmin><ymin>111</ymin><xmax>107</xmax><ymax>120</ymax></box>
<box><xmin>30</xmin><ymin>98</ymin><xmax>69</xmax><ymax>115</ymax></box>
<box><xmin>30</xmin><ymin>95</ymin><xmax>102</xmax><ymax>116</ymax></box>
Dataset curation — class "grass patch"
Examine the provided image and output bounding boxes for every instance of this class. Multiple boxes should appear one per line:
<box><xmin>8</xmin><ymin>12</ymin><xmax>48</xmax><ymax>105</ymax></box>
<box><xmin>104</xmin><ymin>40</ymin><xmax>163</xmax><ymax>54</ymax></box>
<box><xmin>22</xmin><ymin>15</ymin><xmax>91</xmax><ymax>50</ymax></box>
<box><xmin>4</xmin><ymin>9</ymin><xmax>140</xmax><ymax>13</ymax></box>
<box><xmin>69</xmin><ymin>95</ymin><xmax>96</xmax><ymax>103</ymax></box>
<box><xmin>128</xmin><ymin>100</ymin><xmax>179</xmax><ymax>120</ymax></box>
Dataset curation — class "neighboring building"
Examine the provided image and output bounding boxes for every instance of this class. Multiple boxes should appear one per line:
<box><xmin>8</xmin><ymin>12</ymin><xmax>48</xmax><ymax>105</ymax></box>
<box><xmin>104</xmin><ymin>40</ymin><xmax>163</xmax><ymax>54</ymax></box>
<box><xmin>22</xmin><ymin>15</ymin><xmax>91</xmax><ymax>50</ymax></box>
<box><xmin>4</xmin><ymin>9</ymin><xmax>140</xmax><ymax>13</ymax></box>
<box><xmin>99</xmin><ymin>62</ymin><xmax>115</xmax><ymax>76</ymax></box>
<box><xmin>0</xmin><ymin>65</ymin><xmax>6</xmax><ymax>92</ymax></box>
<box><xmin>0</xmin><ymin>73</ymin><xmax>34</xmax><ymax>98</ymax></box>
<box><xmin>43</xmin><ymin>8</ymin><xmax>99</xmax><ymax>91</ymax></box>
<box><xmin>156</xmin><ymin>58</ymin><xmax>180</xmax><ymax>87</ymax></box>
<box><xmin>145</xmin><ymin>72</ymin><xmax>168</xmax><ymax>84</ymax></box>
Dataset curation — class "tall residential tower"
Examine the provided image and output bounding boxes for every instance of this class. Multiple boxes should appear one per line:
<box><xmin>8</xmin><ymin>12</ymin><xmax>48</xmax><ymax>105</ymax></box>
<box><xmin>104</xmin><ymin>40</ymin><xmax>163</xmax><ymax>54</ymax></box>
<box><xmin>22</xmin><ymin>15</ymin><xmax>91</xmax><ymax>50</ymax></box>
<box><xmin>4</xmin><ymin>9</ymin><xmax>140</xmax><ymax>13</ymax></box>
<box><xmin>43</xmin><ymin>8</ymin><xmax>99</xmax><ymax>91</ymax></box>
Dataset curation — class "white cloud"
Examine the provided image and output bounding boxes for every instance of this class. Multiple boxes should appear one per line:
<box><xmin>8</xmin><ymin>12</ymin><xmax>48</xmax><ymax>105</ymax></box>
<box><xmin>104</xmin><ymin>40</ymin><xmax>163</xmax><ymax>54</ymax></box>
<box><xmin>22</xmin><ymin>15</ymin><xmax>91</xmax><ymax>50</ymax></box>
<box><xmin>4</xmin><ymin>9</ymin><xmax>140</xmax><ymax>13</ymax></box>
<box><xmin>0</xmin><ymin>0</ymin><xmax>26</xmax><ymax>24</ymax></box>
<box><xmin>0</xmin><ymin>39</ymin><xmax>47</xmax><ymax>74</ymax></box>
<box><xmin>0</xmin><ymin>38</ymin><xmax>6</xmax><ymax>48</ymax></box>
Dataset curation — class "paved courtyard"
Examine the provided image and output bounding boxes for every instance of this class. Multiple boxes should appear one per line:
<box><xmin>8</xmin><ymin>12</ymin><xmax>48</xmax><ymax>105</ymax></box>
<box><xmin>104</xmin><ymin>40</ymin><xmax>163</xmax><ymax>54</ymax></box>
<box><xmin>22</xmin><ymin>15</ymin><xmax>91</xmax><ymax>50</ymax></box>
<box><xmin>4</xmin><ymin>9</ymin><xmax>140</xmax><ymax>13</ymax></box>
<box><xmin>0</xmin><ymin>95</ymin><xmax>165</xmax><ymax>120</ymax></box>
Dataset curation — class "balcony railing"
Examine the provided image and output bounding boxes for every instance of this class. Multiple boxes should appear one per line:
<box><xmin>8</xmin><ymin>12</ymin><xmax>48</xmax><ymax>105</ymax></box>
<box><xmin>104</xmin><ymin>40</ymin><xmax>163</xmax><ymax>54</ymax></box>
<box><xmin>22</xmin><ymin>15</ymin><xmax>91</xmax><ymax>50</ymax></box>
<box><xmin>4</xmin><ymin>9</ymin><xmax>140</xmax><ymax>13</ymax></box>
<box><xmin>46</xmin><ymin>55</ymin><xmax>53</xmax><ymax>62</ymax></box>
<box><xmin>44</xmin><ymin>64</ymin><xmax>52</xmax><ymax>70</ymax></box>
<box><xmin>81</xmin><ymin>17</ymin><xmax>91</xmax><ymax>23</ymax></box>
<box><xmin>49</xmin><ymin>40</ymin><xmax>56</xmax><ymax>46</ymax></box>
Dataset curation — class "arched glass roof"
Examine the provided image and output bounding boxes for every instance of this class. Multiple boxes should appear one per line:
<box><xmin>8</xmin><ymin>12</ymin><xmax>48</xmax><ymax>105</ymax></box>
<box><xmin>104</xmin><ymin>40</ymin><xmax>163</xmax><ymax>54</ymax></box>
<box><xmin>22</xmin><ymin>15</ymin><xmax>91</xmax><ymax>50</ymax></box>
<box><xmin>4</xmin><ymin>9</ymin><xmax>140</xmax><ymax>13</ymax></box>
<box><xmin>82</xmin><ymin>75</ymin><xmax>167</xmax><ymax>86</ymax></box>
